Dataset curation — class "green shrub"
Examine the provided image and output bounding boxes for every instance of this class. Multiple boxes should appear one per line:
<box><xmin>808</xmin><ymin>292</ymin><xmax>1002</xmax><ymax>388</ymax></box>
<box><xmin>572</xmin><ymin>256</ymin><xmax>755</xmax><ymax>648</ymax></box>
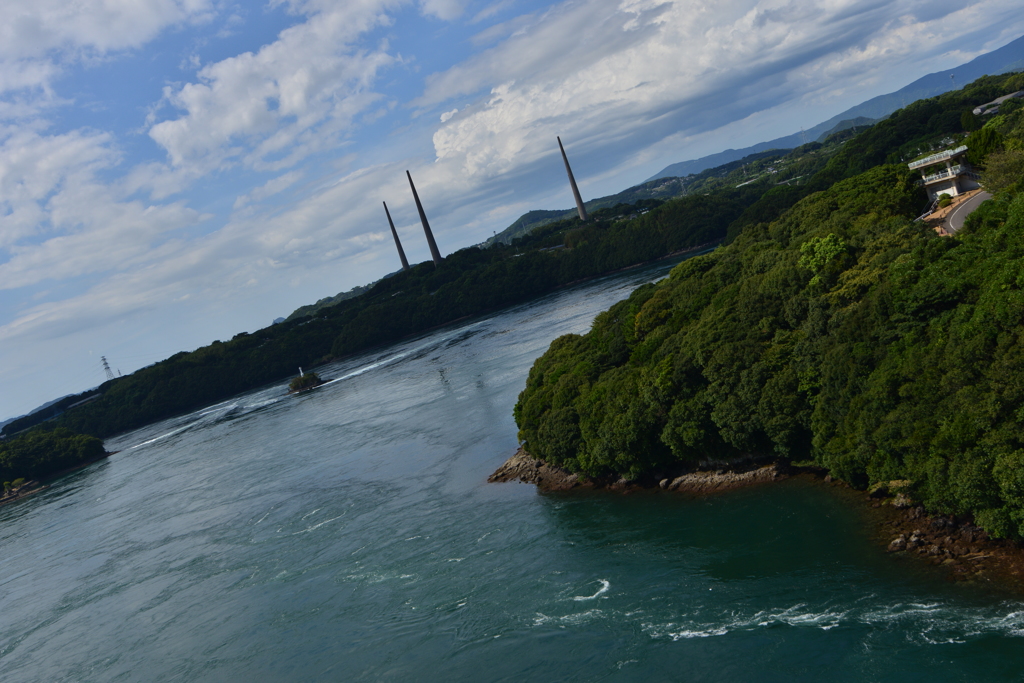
<box><xmin>289</xmin><ymin>372</ymin><xmax>322</xmax><ymax>392</ymax></box>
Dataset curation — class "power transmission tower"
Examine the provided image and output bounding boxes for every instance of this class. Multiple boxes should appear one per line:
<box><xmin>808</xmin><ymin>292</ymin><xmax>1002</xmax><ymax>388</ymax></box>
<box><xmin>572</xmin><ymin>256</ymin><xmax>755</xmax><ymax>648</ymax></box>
<box><xmin>101</xmin><ymin>356</ymin><xmax>115</xmax><ymax>381</ymax></box>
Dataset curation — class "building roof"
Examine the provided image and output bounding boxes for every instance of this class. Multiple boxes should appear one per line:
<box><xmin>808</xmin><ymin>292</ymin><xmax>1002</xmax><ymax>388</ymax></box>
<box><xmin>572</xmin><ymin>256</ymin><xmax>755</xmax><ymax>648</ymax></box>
<box><xmin>908</xmin><ymin>145</ymin><xmax>968</xmax><ymax>170</ymax></box>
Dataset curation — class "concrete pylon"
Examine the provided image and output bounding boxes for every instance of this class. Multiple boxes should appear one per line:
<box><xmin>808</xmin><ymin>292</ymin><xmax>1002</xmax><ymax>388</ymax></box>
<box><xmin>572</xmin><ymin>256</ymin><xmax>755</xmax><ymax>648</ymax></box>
<box><xmin>406</xmin><ymin>170</ymin><xmax>443</xmax><ymax>265</ymax></box>
<box><xmin>558</xmin><ymin>136</ymin><xmax>588</xmax><ymax>221</ymax></box>
<box><xmin>383</xmin><ymin>201</ymin><xmax>410</xmax><ymax>271</ymax></box>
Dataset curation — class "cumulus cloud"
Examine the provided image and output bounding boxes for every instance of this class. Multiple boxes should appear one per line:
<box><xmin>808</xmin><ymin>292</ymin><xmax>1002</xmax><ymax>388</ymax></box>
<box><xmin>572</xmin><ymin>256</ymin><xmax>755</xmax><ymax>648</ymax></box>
<box><xmin>0</xmin><ymin>125</ymin><xmax>209</xmax><ymax>291</ymax></box>
<box><xmin>148</xmin><ymin>0</ymin><xmax>398</xmax><ymax>175</ymax></box>
<box><xmin>426</xmin><ymin>0</ymin><xmax>1024</xmax><ymax>185</ymax></box>
<box><xmin>0</xmin><ymin>0</ymin><xmax>214</xmax><ymax>104</ymax></box>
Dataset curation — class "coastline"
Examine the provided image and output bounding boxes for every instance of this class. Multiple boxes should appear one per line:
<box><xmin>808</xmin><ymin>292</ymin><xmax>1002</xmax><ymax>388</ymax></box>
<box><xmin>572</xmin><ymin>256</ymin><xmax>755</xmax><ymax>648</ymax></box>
<box><xmin>0</xmin><ymin>450</ymin><xmax>114</xmax><ymax>509</ymax></box>
<box><xmin>490</xmin><ymin>447</ymin><xmax>1024</xmax><ymax>590</ymax></box>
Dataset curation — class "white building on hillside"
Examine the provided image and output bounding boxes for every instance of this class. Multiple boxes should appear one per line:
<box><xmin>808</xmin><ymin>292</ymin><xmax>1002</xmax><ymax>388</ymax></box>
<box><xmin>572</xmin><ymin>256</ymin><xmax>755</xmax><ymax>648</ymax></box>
<box><xmin>908</xmin><ymin>145</ymin><xmax>981</xmax><ymax>203</ymax></box>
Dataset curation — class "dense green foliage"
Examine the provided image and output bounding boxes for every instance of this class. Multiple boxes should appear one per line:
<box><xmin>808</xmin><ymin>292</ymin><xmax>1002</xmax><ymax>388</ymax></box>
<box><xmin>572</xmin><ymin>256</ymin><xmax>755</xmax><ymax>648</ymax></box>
<box><xmin>516</xmin><ymin>73</ymin><xmax>1024</xmax><ymax>538</ymax></box>
<box><xmin>0</xmin><ymin>428</ymin><xmax>106</xmax><ymax>483</ymax></box>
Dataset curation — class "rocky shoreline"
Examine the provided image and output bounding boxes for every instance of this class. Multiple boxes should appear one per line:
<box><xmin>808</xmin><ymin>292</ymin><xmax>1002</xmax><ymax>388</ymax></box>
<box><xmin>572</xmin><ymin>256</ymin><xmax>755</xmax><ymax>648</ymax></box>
<box><xmin>489</xmin><ymin>448</ymin><xmax>1024</xmax><ymax>589</ymax></box>
<box><xmin>488</xmin><ymin>447</ymin><xmax>787</xmax><ymax>493</ymax></box>
<box><xmin>0</xmin><ymin>450</ymin><xmax>115</xmax><ymax>510</ymax></box>
<box><xmin>0</xmin><ymin>480</ymin><xmax>47</xmax><ymax>508</ymax></box>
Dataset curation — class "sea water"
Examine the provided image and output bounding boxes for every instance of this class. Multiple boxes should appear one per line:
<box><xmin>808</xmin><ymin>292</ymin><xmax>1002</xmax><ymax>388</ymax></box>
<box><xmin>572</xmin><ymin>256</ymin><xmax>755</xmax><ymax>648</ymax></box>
<box><xmin>2</xmin><ymin>256</ymin><xmax>1023</xmax><ymax>682</ymax></box>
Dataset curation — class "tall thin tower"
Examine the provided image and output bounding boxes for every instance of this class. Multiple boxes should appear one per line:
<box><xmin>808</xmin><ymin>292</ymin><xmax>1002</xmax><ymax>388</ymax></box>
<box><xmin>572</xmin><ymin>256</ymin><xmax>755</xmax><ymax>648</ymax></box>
<box><xmin>558</xmin><ymin>136</ymin><xmax>588</xmax><ymax>221</ymax></box>
<box><xmin>101</xmin><ymin>356</ymin><xmax>115</xmax><ymax>381</ymax></box>
<box><xmin>383</xmin><ymin>201</ymin><xmax>410</xmax><ymax>271</ymax></box>
<box><xmin>406</xmin><ymin>171</ymin><xmax>443</xmax><ymax>265</ymax></box>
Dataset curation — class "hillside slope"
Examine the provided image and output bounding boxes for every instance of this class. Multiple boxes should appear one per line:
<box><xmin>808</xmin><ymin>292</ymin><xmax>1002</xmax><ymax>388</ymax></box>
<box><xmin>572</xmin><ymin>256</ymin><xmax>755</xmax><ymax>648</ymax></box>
<box><xmin>516</xmin><ymin>71</ymin><xmax>1024</xmax><ymax>538</ymax></box>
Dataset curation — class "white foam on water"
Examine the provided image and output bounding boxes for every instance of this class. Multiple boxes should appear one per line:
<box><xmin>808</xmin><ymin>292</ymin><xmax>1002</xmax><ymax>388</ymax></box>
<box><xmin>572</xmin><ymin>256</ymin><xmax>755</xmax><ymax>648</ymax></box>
<box><xmin>344</xmin><ymin>571</ymin><xmax>417</xmax><ymax>585</ymax></box>
<box><xmin>244</xmin><ymin>397</ymin><xmax>279</xmax><ymax>410</ymax></box>
<box><xmin>308</xmin><ymin>321</ymin><xmax>487</xmax><ymax>392</ymax></box>
<box><xmin>533</xmin><ymin>609</ymin><xmax>603</xmax><ymax>627</ymax></box>
<box><xmin>573</xmin><ymin>579</ymin><xmax>610</xmax><ymax>601</ymax></box>
<box><xmin>642</xmin><ymin>601</ymin><xmax>1024</xmax><ymax>644</ymax></box>
<box><xmin>131</xmin><ymin>395</ymin><xmax>276</xmax><ymax>450</ymax></box>
<box><xmin>130</xmin><ymin>421</ymin><xmax>198</xmax><ymax>449</ymax></box>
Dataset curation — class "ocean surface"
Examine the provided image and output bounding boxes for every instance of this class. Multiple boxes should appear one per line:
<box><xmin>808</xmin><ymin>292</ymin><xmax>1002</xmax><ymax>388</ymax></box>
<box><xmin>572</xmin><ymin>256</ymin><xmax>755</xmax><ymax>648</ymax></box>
<box><xmin>3</xmin><ymin>255</ymin><xmax>1024</xmax><ymax>682</ymax></box>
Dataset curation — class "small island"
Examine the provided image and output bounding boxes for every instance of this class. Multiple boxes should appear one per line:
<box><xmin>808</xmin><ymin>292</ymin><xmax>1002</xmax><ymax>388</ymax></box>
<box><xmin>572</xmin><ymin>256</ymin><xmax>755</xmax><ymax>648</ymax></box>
<box><xmin>289</xmin><ymin>371</ymin><xmax>325</xmax><ymax>394</ymax></box>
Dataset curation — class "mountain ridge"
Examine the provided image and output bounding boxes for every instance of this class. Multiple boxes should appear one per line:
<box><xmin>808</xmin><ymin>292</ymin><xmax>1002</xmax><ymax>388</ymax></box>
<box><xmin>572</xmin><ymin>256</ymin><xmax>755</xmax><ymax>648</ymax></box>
<box><xmin>645</xmin><ymin>33</ymin><xmax>1024</xmax><ymax>182</ymax></box>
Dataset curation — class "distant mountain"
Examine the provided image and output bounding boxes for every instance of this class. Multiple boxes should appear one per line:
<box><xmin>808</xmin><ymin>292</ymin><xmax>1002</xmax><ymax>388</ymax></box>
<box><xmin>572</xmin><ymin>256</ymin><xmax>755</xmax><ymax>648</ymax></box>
<box><xmin>484</xmin><ymin>176</ymin><xmax>699</xmax><ymax>247</ymax></box>
<box><xmin>486</xmin><ymin>149</ymin><xmax>794</xmax><ymax>246</ymax></box>
<box><xmin>646</xmin><ymin>33</ymin><xmax>1024</xmax><ymax>182</ymax></box>
<box><xmin>0</xmin><ymin>394</ymin><xmax>80</xmax><ymax>434</ymax></box>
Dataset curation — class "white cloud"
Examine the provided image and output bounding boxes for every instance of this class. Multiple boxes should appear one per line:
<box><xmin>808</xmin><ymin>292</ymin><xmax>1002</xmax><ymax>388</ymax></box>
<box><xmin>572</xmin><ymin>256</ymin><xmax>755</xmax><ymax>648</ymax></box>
<box><xmin>0</xmin><ymin>126</ymin><xmax>114</xmax><ymax>247</ymax></box>
<box><xmin>425</xmin><ymin>0</ymin><xmax>1024</xmax><ymax>185</ymax></box>
<box><xmin>148</xmin><ymin>0</ymin><xmax>398</xmax><ymax>175</ymax></box>
<box><xmin>440</xmin><ymin>108</ymin><xmax>458</xmax><ymax>122</ymax></box>
<box><xmin>420</xmin><ymin>0</ymin><xmax>467</xmax><ymax>20</ymax></box>
<box><xmin>0</xmin><ymin>0</ymin><xmax>213</xmax><ymax>60</ymax></box>
<box><xmin>0</xmin><ymin>0</ymin><xmax>215</xmax><ymax>107</ymax></box>
<box><xmin>0</xmin><ymin>121</ymin><xmax>211</xmax><ymax>294</ymax></box>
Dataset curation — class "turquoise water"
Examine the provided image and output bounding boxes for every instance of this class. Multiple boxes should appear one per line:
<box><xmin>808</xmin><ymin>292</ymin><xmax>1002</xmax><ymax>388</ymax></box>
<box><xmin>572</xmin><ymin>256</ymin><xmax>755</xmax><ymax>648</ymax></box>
<box><xmin>2</xmin><ymin>257</ymin><xmax>1024</xmax><ymax>682</ymax></box>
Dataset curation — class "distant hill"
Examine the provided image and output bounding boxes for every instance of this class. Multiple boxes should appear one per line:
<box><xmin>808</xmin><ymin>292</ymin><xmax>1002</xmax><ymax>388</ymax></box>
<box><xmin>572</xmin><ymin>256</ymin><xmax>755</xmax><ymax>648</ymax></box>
<box><xmin>1</xmin><ymin>392</ymin><xmax>99</xmax><ymax>438</ymax></box>
<box><xmin>646</xmin><ymin>33</ymin><xmax>1024</xmax><ymax>182</ymax></box>
<box><xmin>287</xmin><ymin>282</ymin><xmax>377</xmax><ymax>322</ymax></box>
<box><xmin>485</xmin><ymin>149</ymin><xmax>788</xmax><ymax>247</ymax></box>
<box><xmin>1</xmin><ymin>395</ymin><xmax>74</xmax><ymax>430</ymax></box>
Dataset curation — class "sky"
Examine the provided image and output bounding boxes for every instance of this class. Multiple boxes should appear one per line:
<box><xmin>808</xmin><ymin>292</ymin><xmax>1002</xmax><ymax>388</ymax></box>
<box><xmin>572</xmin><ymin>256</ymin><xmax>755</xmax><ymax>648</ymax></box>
<box><xmin>2</xmin><ymin>0</ymin><xmax>1024</xmax><ymax>421</ymax></box>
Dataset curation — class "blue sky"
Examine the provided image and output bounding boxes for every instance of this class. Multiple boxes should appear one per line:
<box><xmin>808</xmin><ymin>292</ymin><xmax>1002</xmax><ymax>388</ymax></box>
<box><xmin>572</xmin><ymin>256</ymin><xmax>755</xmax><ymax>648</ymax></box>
<box><xmin>2</xmin><ymin>0</ymin><xmax>1024</xmax><ymax>420</ymax></box>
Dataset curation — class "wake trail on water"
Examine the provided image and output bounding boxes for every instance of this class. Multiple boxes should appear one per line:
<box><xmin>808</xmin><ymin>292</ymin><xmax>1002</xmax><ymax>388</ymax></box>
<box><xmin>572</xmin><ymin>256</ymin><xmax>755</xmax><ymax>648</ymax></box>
<box><xmin>130</xmin><ymin>397</ymin><xmax>279</xmax><ymax>449</ymax></box>
<box><xmin>321</xmin><ymin>321</ymin><xmax>486</xmax><ymax>387</ymax></box>
<box><xmin>129</xmin><ymin>321</ymin><xmax>487</xmax><ymax>450</ymax></box>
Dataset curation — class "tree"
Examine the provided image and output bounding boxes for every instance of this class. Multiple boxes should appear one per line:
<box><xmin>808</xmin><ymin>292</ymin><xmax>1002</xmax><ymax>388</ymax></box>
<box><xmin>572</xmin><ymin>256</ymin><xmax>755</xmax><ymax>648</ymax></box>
<box><xmin>982</xmin><ymin>149</ymin><xmax>1024</xmax><ymax>195</ymax></box>
<box><xmin>961</xmin><ymin>110</ymin><xmax>980</xmax><ymax>132</ymax></box>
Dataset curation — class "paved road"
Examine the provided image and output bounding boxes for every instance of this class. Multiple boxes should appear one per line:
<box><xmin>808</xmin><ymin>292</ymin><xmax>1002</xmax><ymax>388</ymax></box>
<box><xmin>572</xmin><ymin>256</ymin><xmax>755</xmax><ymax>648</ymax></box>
<box><xmin>944</xmin><ymin>190</ymin><xmax>992</xmax><ymax>234</ymax></box>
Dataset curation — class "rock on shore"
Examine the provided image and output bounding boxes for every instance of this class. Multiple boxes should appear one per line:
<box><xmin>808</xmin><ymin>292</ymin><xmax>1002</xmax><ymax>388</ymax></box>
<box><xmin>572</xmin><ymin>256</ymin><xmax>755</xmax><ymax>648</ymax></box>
<box><xmin>661</xmin><ymin>464</ymin><xmax>786</xmax><ymax>493</ymax></box>
<box><xmin>488</xmin><ymin>449</ymin><xmax>582</xmax><ymax>491</ymax></box>
<box><xmin>488</xmin><ymin>448</ymin><xmax>786</xmax><ymax>493</ymax></box>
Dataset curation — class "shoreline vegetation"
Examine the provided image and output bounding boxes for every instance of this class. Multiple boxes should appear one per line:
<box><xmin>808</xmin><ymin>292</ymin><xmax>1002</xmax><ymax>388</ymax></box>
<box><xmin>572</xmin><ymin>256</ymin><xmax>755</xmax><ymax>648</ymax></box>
<box><xmin>512</xmin><ymin>71</ymin><xmax>1024</xmax><ymax>585</ymax></box>
<box><xmin>288</xmin><ymin>371</ymin><xmax>325</xmax><ymax>394</ymax></box>
<box><xmin>0</xmin><ymin>429</ymin><xmax>112</xmax><ymax>508</ymax></box>
<box><xmin>489</xmin><ymin>449</ymin><xmax>1024</xmax><ymax>589</ymax></box>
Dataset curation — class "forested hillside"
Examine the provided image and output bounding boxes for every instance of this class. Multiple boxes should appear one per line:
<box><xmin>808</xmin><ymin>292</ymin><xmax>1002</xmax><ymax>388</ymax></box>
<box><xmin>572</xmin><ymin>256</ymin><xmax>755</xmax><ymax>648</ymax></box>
<box><xmin>7</xmin><ymin>71</ymin><xmax>1022</xmax><ymax>453</ymax></box>
<box><xmin>0</xmin><ymin>428</ymin><xmax>106</xmax><ymax>485</ymax></box>
<box><xmin>515</xmin><ymin>72</ymin><xmax>1024</xmax><ymax>538</ymax></box>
